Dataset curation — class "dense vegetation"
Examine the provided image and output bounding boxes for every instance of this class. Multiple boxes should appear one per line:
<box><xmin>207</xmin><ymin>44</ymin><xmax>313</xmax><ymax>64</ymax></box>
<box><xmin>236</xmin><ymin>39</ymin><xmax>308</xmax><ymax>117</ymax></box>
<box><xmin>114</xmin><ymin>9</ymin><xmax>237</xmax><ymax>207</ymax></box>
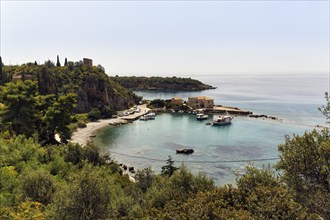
<box><xmin>0</xmin><ymin>80</ymin><xmax>76</xmax><ymax>144</ymax></box>
<box><xmin>147</xmin><ymin>98</ymin><xmax>191</xmax><ymax>112</ymax></box>
<box><xmin>0</xmin><ymin>58</ymin><xmax>329</xmax><ymax>219</ymax></box>
<box><xmin>1</xmin><ymin>131</ymin><xmax>328</xmax><ymax>219</ymax></box>
<box><xmin>113</xmin><ymin>76</ymin><xmax>215</xmax><ymax>91</ymax></box>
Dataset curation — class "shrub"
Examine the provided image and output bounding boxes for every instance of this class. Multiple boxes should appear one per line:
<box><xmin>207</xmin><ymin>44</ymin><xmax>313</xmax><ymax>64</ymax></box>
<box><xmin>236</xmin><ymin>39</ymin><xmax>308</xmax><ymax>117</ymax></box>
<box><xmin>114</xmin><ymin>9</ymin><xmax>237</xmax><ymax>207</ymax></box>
<box><xmin>87</xmin><ymin>108</ymin><xmax>101</xmax><ymax>121</ymax></box>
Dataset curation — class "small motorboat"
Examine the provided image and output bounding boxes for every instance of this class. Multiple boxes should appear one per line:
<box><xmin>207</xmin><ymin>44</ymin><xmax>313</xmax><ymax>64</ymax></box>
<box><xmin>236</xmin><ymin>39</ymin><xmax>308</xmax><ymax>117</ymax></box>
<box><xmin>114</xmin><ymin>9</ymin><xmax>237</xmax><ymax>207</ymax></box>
<box><xmin>176</xmin><ymin>148</ymin><xmax>194</xmax><ymax>154</ymax></box>
<box><xmin>212</xmin><ymin>114</ymin><xmax>233</xmax><ymax>126</ymax></box>
<box><xmin>145</xmin><ymin>112</ymin><xmax>156</xmax><ymax>119</ymax></box>
<box><xmin>196</xmin><ymin>113</ymin><xmax>208</xmax><ymax>120</ymax></box>
<box><xmin>140</xmin><ymin>116</ymin><xmax>147</xmax><ymax>120</ymax></box>
<box><xmin>140</xmin><ymin>112</ymin><xmax>156</xmax><ymax>120</ymax></box>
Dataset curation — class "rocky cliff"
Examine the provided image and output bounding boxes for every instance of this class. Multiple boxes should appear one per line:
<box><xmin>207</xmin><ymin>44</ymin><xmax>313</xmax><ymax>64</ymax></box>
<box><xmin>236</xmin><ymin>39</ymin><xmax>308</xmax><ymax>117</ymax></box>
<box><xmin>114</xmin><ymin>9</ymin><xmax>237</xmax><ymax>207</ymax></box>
<box><xmin>75</xmin><ymin>71</ymin><xmax>138</xmax><ymax>113</ymax></box>
<box><xmin>3</xmin><ymin>62</ymin><xmax>139</xmax><ymax>113</ymax></box>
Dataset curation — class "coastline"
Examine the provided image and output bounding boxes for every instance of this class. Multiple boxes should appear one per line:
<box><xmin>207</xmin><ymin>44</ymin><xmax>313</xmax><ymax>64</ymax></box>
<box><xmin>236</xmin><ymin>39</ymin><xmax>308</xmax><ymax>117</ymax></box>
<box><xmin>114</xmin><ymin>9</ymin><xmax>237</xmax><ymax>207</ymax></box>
<box><xmin>70</xmin><ymin>104</ymin><xmax>150</xmax><ymax>146</ymax></box>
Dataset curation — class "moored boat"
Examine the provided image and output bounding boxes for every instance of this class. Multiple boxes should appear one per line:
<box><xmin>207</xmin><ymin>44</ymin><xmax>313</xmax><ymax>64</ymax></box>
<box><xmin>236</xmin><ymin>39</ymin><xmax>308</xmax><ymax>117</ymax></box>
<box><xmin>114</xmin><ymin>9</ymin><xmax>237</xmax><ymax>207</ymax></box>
<box><xmin>196</xmin><ymin>113</ymin><xmax>208</xmax><ymax>120</ymax></box>
<box><xmin>139</xmin><ymin>116</ymin><xmax>147</xmax><ymax>120</ymax></box>
<box><xmin>145</xmin><ymin>112</ymin><xmax>156</xmax><ymax>119</ymax></box>
<box><xmin>212</xmin><ymin>115</ymin><xmax>233</xmax><ymax>126</ymax></box>
<box><xmin>176</xmin><ymin>148</ymin><xmax>194</xmax><ymax>154</ymax></box>
<box><xmin>140</xmin><ymin>112</ymin><xmax>156</xmax><ymax>120</ymax></box>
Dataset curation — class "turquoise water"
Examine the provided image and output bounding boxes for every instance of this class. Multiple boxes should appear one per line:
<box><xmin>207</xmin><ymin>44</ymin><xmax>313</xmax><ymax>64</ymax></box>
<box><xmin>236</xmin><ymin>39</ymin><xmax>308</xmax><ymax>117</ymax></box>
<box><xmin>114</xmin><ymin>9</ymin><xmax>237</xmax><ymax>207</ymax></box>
<box><xmin>96</xmin><ymin>74</ymin><xmax>329</xmax><ymax>185</ymax></box>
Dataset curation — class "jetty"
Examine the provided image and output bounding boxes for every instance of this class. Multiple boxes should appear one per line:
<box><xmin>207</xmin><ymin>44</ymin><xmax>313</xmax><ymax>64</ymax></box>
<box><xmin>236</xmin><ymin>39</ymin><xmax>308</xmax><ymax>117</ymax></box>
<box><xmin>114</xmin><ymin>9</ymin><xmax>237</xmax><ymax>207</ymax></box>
<box><xmin>209</xmin><ymin>105</ymin><xmax>252</xmax><ymax>115</ymax></box>
<box><xmin>121</xmin><ymin>108</ymin><xmax>151</xmax><ymax>121</ymax></box>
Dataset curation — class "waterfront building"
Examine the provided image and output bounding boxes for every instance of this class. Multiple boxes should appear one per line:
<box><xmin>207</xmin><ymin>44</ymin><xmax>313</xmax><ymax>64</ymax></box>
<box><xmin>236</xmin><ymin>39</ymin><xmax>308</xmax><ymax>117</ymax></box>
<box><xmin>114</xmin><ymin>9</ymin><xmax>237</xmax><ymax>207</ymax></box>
<box><xmin>171</xmin><ymin>97</ymin><xmax>183</xmax><ymax>106</ymax></box>
<box><xmin>188</xmin><ymin>96</ymin><xmax>214</xmax><ymax>109</ymax></box>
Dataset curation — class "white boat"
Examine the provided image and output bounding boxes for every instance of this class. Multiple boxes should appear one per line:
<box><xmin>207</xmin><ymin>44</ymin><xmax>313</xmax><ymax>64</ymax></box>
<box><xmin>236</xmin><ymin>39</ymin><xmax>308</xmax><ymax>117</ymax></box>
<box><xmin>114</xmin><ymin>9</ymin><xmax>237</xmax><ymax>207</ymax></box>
<box><xmin>212</xmin><ymin>115</ymin><xmax>233</xmax><ymax>126</ymax></box>
<box><xmin>146</xmin><ymin>112</ymin><xmax>156</xmax><ymax>119</ymax></box>
<box><xmin>140</xmin><ymin>112</ymin><xmax>156</xmax><ymax>120</ymax></box>
<box><xmin>196</xmin><ymin>113</ymin><xmax>208</xmax><ymax>120</ymax></box>
<box><xmin>139</xmin><ymin>116</ymin><xmax>147</xmax><ymax>120</ymax></box>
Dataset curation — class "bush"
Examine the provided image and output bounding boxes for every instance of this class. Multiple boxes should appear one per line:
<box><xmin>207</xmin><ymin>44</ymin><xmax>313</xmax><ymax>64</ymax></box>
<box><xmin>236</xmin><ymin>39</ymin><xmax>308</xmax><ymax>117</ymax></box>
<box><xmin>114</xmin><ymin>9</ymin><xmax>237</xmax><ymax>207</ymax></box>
<box><xmin>77</xmin><ymin>121</ymin><xmax>86</xmax><ymax>128</ymax></box>
<box><xmin>100</xmin><ymin>105</ymin><xmax>115</xmax><ymax>119</ymax></box>
<box><xmin>21</xmin><ymin>169</ymin><xmax>56</xmax><ymax>205</ymax></box>
<box><xmin>50</xmin><ymin>164</ymin><xmax>112</xmax><ymax>220</ymax></box>
<box><xmin>83</xmin><ymin>142</ymin><xmax>105</xmax><ymax>165</ymax></box>
<box><xmin>87</xmin><ymin>108</ymin><xmax>101</xmax><ymax>121</ymax></box>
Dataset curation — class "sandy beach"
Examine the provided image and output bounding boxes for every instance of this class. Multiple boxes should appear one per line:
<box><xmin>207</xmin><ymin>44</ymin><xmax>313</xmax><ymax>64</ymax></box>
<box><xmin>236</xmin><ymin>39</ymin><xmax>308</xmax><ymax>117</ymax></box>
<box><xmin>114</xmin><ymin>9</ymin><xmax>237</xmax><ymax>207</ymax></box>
<box><xmin>70</xmin><ymin>104</ymin><xmax>150</xmax><ymax>146</ymax></box>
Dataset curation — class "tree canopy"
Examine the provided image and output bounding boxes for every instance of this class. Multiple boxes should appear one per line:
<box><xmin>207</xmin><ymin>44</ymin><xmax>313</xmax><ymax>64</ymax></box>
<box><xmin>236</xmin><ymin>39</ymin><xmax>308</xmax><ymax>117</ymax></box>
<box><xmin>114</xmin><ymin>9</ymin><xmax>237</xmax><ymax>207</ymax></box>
<box><xmin>0</xmin><ymin>80</ymin><xmax>77</xmax><ymax>144</ymax></box>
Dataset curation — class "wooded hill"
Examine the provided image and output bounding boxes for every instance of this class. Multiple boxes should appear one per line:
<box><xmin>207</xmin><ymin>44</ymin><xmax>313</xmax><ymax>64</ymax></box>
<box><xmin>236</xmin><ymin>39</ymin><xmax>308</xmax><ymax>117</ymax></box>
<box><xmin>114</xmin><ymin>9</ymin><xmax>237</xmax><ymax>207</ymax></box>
<box><xmin>113</xmin><ymin>76</ymin><xmax>216</xmax><ymax>91</ymax></box>
<box><xmin>0</xmin><ymin>60</ymin><xmax>140</xmax><ymax>113</ymax></box>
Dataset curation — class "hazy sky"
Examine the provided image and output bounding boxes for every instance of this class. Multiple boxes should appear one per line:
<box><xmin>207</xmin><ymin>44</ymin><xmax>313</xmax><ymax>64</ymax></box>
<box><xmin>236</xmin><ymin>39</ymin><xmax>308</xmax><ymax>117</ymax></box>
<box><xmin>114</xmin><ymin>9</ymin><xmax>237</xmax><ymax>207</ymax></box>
<box><xmin>0</xmin><ymin>1</ymin><xmax>329</xmax><ymax>76</ymax></box>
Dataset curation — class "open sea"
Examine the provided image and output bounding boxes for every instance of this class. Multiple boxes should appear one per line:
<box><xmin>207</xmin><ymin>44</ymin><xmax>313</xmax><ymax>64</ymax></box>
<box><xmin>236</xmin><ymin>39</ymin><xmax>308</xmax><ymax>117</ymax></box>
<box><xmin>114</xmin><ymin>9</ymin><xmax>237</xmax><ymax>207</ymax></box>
<box><xmin>96</xmin><ymin>74</ymin><xmax>329</xmax><ymax>185</ymax></box>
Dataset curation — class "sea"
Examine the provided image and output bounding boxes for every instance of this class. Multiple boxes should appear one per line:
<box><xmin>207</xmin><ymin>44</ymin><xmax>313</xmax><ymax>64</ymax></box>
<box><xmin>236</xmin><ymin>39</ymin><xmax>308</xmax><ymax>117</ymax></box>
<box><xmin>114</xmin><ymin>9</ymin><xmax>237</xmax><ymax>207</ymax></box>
<box><xmin>95</xmin><ymin>74</ymin><xmax>329</xmax><ymax>185</ymax></box>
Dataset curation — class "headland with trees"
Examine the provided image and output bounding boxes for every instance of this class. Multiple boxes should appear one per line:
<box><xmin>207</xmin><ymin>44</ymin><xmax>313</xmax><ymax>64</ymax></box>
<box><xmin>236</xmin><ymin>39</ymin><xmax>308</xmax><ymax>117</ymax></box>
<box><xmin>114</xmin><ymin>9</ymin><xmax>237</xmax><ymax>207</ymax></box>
<box><xmin>113</xmin><ymin>75</ymin><xmax>216</xmax><ymax>91</ymax></box>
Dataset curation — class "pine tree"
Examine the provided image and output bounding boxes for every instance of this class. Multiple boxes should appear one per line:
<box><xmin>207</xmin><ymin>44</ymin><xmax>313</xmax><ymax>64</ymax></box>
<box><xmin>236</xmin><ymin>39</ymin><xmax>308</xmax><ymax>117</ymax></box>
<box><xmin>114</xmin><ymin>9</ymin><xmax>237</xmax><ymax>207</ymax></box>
<box><xmin>161</xmin><ymin>156</ymin><xmax>178</xmax><ymax>177</ymax></box>
<box><xmin>318</xmin><ymin>92</ymin><xmax>330</xmax><ymax>123</ymax></box>
<box><xmin>56</xmin><ymin>55</ymin><xmax>61</xmax><ymax>67</ymax></box>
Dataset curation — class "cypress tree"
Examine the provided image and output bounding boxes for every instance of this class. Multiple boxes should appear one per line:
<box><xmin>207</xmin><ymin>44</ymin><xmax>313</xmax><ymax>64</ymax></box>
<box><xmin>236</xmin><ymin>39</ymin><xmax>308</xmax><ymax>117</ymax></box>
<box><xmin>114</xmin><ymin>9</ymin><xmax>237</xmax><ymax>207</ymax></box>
<box><xmin>64</xmin><ymin>58</ymin><xmax>68</xmax><ymax>66</ymax></box>
<box><xmin>56</xmin><ymin>55</ymin><xmax>61</xmax><ymax>67</ymax></box>
<box><xmin>34</xmin><ymin>61</ymin><xmax>38</xmax><ymax>66</ymax></box>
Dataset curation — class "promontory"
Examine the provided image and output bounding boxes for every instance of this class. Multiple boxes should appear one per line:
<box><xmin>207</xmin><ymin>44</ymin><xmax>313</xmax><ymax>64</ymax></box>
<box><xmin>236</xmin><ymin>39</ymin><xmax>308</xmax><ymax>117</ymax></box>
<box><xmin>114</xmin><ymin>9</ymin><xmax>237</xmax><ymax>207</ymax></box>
<box><xmin>112</xmin><ymin>76</ymin><xmax>216</xmax><ymax>91</ymax></box>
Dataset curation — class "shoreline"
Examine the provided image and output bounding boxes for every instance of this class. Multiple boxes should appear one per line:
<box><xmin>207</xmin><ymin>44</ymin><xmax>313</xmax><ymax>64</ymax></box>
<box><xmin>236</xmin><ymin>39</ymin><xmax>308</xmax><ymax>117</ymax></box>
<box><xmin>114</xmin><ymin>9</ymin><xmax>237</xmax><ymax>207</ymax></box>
<box><xmin>70</xmin><ymin>104</ymin><xmax>150</xmax><ymax>146</ymax></box>
<box><xmin>70</xmin><ymin>103</ymin><xmax>281</xmax><ymax>146</ymax></box>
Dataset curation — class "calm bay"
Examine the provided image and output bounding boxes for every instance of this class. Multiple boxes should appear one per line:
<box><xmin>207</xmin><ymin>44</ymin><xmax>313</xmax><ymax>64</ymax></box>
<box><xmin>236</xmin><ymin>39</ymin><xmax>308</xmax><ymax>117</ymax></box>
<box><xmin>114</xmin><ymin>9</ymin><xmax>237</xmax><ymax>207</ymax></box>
<box><xmin>95</xmin><ymin>74</ymin><xmax>329</xmax><ymax>185</ymax></box>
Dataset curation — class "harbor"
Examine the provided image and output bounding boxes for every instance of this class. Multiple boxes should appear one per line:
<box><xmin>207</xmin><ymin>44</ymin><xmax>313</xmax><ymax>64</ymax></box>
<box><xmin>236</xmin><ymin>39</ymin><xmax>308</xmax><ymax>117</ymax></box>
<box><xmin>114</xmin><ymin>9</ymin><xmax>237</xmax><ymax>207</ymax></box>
<box><xmin>95</xmin><ymin>112</ymin><xmax>307</xmax><ymax>185</ymax></box>
<box><xmin>72</xmin><ymin>74</ymin><xmax>326</xmax><ymax>185</ymax></box>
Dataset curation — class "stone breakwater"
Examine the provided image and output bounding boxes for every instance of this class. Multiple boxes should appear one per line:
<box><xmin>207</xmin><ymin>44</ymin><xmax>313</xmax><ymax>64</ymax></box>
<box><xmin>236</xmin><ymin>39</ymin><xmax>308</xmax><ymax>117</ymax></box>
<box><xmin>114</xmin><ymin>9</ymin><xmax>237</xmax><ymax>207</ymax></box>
<box><xmin>248</xmin><ymin>114</ymin><xmax>279</xmax><ymax>121</ymax></box>
<box><xmin>211</xmin><ymin>106</ymin><xmax>280</xmax><ymax>121</ymax></box>
<box><xmin>210</xmin><ymin>105</ymin><xmax>252</xmax><ymax>115</ymax></box>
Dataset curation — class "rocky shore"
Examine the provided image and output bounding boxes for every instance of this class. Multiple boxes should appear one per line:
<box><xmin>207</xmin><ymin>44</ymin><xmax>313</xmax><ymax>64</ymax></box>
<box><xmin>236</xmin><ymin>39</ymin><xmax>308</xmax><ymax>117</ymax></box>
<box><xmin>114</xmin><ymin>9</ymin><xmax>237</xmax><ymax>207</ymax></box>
<box><xmin>248</xmin><ymin>114</ymin><xmax>279</xmax><ymax>121</ymax></box>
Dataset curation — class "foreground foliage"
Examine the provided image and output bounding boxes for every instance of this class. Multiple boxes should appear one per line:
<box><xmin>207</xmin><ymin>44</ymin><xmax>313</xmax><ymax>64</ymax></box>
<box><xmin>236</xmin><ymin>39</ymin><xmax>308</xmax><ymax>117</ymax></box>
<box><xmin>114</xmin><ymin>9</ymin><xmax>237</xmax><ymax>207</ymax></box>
<box><xmin>1</xmin><ymin>129</ymin><xmax>328</xmax><ymax>219</ymax></box>
<box><xmin>277</xmin><ymin>128</ymin><xmax>330</xmax><ymax>219</ymax></box>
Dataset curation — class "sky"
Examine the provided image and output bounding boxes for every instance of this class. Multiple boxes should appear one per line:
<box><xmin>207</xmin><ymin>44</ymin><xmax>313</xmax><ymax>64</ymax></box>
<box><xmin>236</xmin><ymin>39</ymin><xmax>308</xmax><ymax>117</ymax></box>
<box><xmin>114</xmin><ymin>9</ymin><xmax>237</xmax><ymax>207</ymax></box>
<box><xmin>0</xmin><ymin>0</ymin><xmax>329</xmax><ymax>76</ymax></box>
